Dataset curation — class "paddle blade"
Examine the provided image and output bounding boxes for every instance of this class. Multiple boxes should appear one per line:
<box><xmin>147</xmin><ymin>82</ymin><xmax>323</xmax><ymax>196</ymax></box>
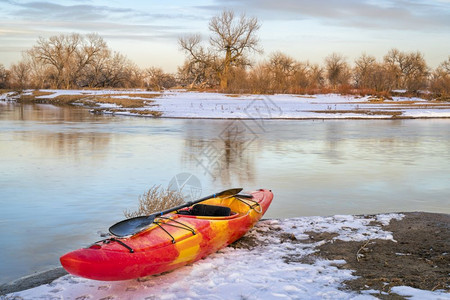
<box><xmin>216</xmin><ymin>188</ymin><xmax>243</xmax><ymax>197</ymax></box>
<box><xmin>109</xmin><ymin>215</ymin><xmax>155</xmax><ymax>237</ymax></box>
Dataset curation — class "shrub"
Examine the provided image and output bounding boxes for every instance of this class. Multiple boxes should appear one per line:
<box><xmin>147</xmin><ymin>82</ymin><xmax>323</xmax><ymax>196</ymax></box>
<box><xmin>124</xmin><ymin>185</ymin><xmax>185</xmax><ymax>218</ymax></box>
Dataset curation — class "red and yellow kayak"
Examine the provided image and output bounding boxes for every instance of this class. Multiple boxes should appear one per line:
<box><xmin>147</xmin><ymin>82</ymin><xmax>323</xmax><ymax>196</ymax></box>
<box><xmin>60</xmin><ymin>189</ymin><xmax>273</xmax><ymax>281</ymax></box>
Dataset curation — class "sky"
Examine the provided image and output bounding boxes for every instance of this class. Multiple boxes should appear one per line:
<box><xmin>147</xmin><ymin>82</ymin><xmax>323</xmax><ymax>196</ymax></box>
<box><xmin>0</xmin><ymin>0</ymin><xmax>449</xmax><ymax>72</ymax></box>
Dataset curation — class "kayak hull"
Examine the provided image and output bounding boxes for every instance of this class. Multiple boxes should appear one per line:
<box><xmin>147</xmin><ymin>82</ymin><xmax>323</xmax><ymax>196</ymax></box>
<box><xmin>60</xmin><ymin>189</ymin><xmax>273</xmax><ymax>281</ymax></box>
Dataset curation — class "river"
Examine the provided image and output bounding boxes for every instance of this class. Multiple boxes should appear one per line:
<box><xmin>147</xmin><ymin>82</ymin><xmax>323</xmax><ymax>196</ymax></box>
<box><xmin>0</xmin><ymin>102</ymin><xmax>449</xmax><ymax>284</ymax></box>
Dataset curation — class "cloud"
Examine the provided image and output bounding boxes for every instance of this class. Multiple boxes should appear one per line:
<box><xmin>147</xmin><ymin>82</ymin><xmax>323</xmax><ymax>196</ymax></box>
<box><xmin>6</xmin><ymin>1</ymin><xmax>177</xmax><ymax>22</ymax></box>
<box><xmin>206</xmin><ymin>0</ymin><xmax>450</xmax><ymax>32</ymax></box>
<box><xmin>0</xmin><ymin>1</ymin><xmax>198</xmax><ymax>43</ymax></box>
<box><xmin>0</xmin><ymin>0</ymin><xmax>448</xmax><ymax>69</ymax></box>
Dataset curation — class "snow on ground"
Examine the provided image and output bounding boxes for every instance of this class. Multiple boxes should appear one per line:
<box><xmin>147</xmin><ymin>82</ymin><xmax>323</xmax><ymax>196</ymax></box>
<box><xmin>0</xmin><ymin>91</ymin><xmax>18</xmax><ymax>102</ymax></box>
<box><xmin>147</xmin><ymin>91</ymin><xmax>450</xmax><ymax>119</ymax></box>
<box><xmin>36</xmin><ymin>89</ymin><xmax>160</xmax><ymax>98</ymax></box>
<box><xmin>6</xmin><ymin>213</ymin><xmax>448</xmax><ymax>300</ymax></box>
<box><xmin>154</xmin><ymin>92</ymin><xmax>450</xmax><ymax>119</ymax></box>
<box><xmin>2</xmin><ymin>90</ymin><xmax>450</xmax><ymax>119</ymax></box>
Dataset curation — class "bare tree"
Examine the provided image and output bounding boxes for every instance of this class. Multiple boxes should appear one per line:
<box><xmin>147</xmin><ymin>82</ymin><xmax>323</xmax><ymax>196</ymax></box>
<box><xmin>353</xmin><ymin>53</ymin><xmax>377</xmax><ymax>89</ymax></box>
<box><xmin>96</xmin><ymin>52</ymin><xmax>134</xmax><ymax>88</ymax></box>
<box><xmin>267</xmin><ymin>52</ymin><xmax>296</xmax><ymax>93</ymax></box>
<box><xmin>22</xmin><ymin>33</ymin><xmax>141</xmax><ymax>89</ymax></box>
<box><xmin>179</xmin><ymin>10</ymin><xmax>262</xmax><ymax>90</ymax></box>
<box><xmin>27</xmin><ymin>34</ymin><xmax>80</xmax><ymax>88</ymax></box>
<box><xmin>324</xmin><ymin>53</ymin><xmax>350</xmax><ymax>89</ymax></box>
<box><xmin>306</xmin><ymin>63</ymin><xmax>325</xmax><ymax>90</ymax></box>
<box><xmin>178</xmin><ymin>35</ymin><xmax>217</xmax><ymax>88</ymax></box>
<box><xmin>352</xmin><ymin>54</ymin><xmax>391</xmax><ymax>92</ymax></box>
<box><xmin>9</xmin><ymin>61</ymin><xmax>30</xmax><ymax>89</ymax></box>
<box><xmin>209</xmin><ymin>10</ymin><xmax>262</xmax><ymax>89</ymax></box>
<box><xmin>439</xmin><ymin>56</ymin><xmax>450</xmax><ymax>73</ymax></box>
<box><xmin>226</xmin><ymin>66</ymin><xmax>250</xmax><ymax>93</ymax></box>
<box><xmin>0</xmin><ymin>64</ymin><xmax>8</xmax><ymax>88</ymax></box>
<box><xmin>177</xmin><ymin>59</ymin><xmax>218</xmax><ymax>89</ymax></box>
<box><xmin>247</xmin><ymin>63</ymin><xmax>271</xmax><ymax>94</ymax></box>
<box><xmin>145</xmin><ymin>67</ymin><xmax>176</xmax><ymax>90</ymax></box>
<box><xmin>430</xmin><ymin>56</ymin><xmax>450</xmax><ymax>98</ymax></box>
<box><xmin>403</xmin><ymin>52</ymin><xmax>429</xmax><ymax>92</ymax></box>
<box><xmin>25</xmin><ymin>33</ymin><xmax>117</xmax><ymax>88</ymax></box>
<box><xmin>383</xmin><ymin>49</ymin><xmax>429</xmax><ymax>92</ymax></box>
<box><xmin>72</xmin><ymin>33</ymin><xmax>108</xmax><ymax>86</ymax></box>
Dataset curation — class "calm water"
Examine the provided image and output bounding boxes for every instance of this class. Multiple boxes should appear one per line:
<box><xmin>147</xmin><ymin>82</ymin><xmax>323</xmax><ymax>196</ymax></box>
<box><xmin>0</xmin><ymin>103</ymin><xmax>449</xmax><ymax>284</ymax></box>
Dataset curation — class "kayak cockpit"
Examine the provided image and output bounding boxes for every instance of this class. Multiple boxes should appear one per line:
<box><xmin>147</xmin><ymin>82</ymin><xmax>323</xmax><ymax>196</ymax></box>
<box><xmin>177</xmin><ymin>204</ymin><xmax>231</xmax><ymax>217</ymax></box>
<box><xmin>176</xmin><ymin>193</ymin><xmax>262</xmax><ymax>219</ymax></box>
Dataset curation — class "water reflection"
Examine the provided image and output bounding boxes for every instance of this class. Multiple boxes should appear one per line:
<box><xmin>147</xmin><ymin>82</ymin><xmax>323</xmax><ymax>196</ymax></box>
<box><xmin>2</xmin><ymin>103</ymin><xmax>91</xmax><ymax>122</ymax></box>
<box><xmin>15</xmin><ymin>132</ymin><xmax>110</xmax><ymax>159</ymax></box>
<box><xmin>183</xmin><ymin>120</ymin><xmax>257</xmax><ymax>185</ymax></box>
<box><xmin>0</xmin><ymin>103</ymin><xmax>112</xmax><ymax>159</ymax></box>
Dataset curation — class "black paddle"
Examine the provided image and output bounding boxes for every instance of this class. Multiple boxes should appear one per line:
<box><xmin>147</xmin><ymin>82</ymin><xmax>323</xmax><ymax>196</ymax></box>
<box><xmin>109</xmin><ymin>188</ymin><xmax>243</xmax><ymax>237</ymax></box>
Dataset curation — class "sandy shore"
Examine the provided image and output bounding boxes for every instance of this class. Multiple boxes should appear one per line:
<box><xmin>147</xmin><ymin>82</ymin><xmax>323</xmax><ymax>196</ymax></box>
<box><xmin>1</xmin><ymin>212</ymin><xmax>448</xmax><ymax>299</ymax></box>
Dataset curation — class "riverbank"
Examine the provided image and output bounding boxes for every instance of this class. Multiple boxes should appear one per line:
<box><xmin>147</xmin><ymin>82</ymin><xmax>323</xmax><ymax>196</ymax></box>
<box><xmin>2</xmin><ymin>89</ymin><xmax>450</xmax><ymax>119</ymax></box>
<box><xmin>2</xmin><ymin>212</ymin><xmax>448</xmax><ymax>299</ymax></box>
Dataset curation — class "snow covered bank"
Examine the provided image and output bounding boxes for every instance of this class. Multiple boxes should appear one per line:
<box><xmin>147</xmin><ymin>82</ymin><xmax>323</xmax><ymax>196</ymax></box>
<box><xmin>150</xmin><ymin>92</ymin><xmax>450</xmax><ymax>119</ymax></box>
<box><xmin>2</xmin><ymin>90</ymin><xmax>450</xmax><ymax>119</ymax></box>
<box><xmin>5</xmin><ymin>213</ymin><xmax>448</xmax><ymax>299</ymax></box>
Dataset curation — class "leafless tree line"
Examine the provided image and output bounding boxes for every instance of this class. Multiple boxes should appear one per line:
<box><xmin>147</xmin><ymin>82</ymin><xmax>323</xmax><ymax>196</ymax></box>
<box><xmin>0</xmin><ymin>10</ymin><xmax>449</xmax><ymax>98</ymax></box>
<box><xmin>176</xmin><ymin>10</ymin><xmax>449</xmax><ymax>98</ymax></box>
<box><xmin>1</xmin><ymin>33</ymin><xmax>174</xmax><ymax>91</ymax></box>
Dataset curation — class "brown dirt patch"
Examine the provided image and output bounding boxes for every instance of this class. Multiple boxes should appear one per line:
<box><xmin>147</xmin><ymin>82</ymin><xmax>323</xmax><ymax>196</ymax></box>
<box><xmin>91</xmin><ymin>108</ymin><xmax>162</xmax><ymax>117</ymax></box>
<box><xmin>92</xmin><ymin>97</ymin><xmax>147</xmax><ymax>108</ymax></box>
<box><xmin>113</xmin><ymin>93</ymin><xmax>161</xmax><ymax>99</ymax></box>
<box><xmin>17</xmin><ymin>93</ymin><xmax>90</xmax><ymax>105</ymax></box>
<box><xmin>295</xmin><ymin>95</ymin><xmax>317</xmax><ymax>99</ymax></box>
<box><xmin>308</xmin><ymin>110</ymin><xmax>403</xmax><ymax>117</ymax></box>
<box><xmin>310</xmin><ymin>212</ymin><xmax>450</xmax><ymax>297</ymax></box>
<box><xmin>12</xmin><ymin>91</ymin><xmax>160</xmax><ymax>108</ymax></box>
<box><xmin>51</xmin><ymin>95</ymin><xmax>91</xmax><ymax>104</ymax></box>
<box><xmin>127</xmin><ymin>109</ymin><xmax>162</xmax><ymax>117</ymax></box>
<box><xmin>229</xmin><ymin>234</ymin><xmax>261</xmax><ymax>250</ymax></box>
<box><xmin>230</xmin><ymin>223</ymin><xmax>282</xmax><ymax>250</ymax></box>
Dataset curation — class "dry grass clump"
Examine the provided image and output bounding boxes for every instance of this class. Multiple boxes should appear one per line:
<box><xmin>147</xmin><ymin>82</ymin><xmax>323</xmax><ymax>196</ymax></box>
<box><xmin>15</xmin><ymin>94</ymin><xmax>35</xmax><ymax>102</ymax></box>
<box><xmin>92</xmin><ymin>108</ymin><xmax>162</xmax><ymax>117</ymax></box>
<box><xmin>309</xmin><ymin>110</ymin><xmax>403</xmax><ymax>117</ymax></box>
<box><xmin>52</xmin><ymin>94</ymin><xmax>91</xmax><ymax>104</ymax></box>
<box><xmin>295</xmin><ymin>95</ymin><xmax>316</xmax><ymax>99</ymax></box>
<box><xmin>16</xmin><ymin>90</ymin><xmax>56</xmax><ymax>102</ymax></box>
<box><xmin>368</xmin><ymin>96</ymin><xmax>386</xmax><ymax>102</ymax></box>
<box><xmin>115</xmin><ymin>93</ymin><xmax>161</xmax><ymax>99</ymax></box>
<box><xmin>128</xmin><ymin>109</ymin><xmax>163</xmax><ymax>117</ymax></box>
<box><xmin>124</xmin><ymin>185</ymin><xmax>185</xmax><ymax>219</ymax></box>
<box><xmin>31</xmin><ymin>90</ymin><xmax>55</xmax><ymax>97</ymax></box>
<box><xmin>435</xmin><ymin>96</ymin><xmax>450</xmax><ymax>102</ymax></box>
<box><xmin>17</xmin><ymin>93</ymin><xmax>90</xmax><ymax>104</ymax></box>
<box><xmin>94</xmin><ymin>97</ymin><xmax>148</xmax><ymax>108</ymax></box>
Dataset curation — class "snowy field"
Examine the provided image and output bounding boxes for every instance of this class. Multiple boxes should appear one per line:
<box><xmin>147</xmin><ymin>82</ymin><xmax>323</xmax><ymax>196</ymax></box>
<box><xmin>2</xmin><ymin>89</ymin><xmax>450</xmax><ymax>119</ymax></box>
<box><xmin>5</xmin><ymin>214</ymin><xmax>448</xmax><ymax>300</ymax></box>
<box><xmin>149</xmin><ymin>91</ymin><xmax>450</xmax><ymax>119</ymax></box>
